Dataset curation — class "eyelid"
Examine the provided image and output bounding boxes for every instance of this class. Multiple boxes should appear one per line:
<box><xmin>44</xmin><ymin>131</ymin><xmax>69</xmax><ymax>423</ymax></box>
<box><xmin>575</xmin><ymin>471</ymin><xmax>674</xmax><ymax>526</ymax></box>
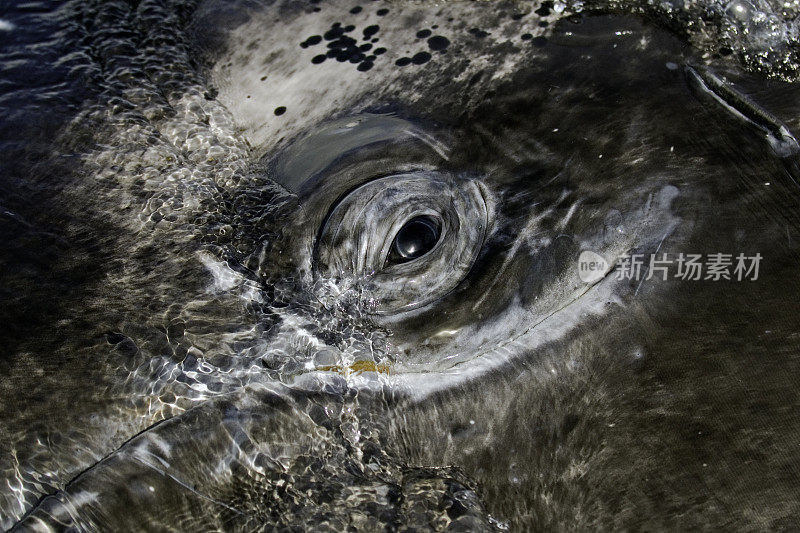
<box><xmin>313</xmin><ymin>171</ymin><xmax>489</xmax><ymax>315</ymax></box>
<box><xmin>269</xmin><ymin>113</ymin><xmax>448</xmax><ymax>195</ymax></box>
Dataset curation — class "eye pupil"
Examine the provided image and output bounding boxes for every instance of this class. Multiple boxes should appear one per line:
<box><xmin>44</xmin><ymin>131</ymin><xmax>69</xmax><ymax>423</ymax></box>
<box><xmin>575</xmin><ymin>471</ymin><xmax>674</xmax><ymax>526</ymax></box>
<box><xmin>390</xmin><ymin>216</ymin><xmax>440</xmax><ymax>264</ymax></box>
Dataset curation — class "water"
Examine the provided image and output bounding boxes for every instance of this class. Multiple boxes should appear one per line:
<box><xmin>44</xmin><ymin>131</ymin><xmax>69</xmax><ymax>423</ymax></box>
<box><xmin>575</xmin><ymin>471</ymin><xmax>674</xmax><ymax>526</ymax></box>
<box><xmin>1</xmin><ymin>0</ymin><xmax>800</xmax><ymax>530</ymax></box>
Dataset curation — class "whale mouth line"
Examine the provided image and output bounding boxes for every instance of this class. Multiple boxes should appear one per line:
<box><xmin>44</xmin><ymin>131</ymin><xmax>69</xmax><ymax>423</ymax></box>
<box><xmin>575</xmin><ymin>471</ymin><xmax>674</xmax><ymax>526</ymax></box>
<box><xmin>339</xmin><ymin>268</ymin><xmax>621</xmax><ymax>397</ymax></box>
<box><xmin>283</xmin><ymin>258</ymin><xmax>621</xmax><ymax>399</ymax></box>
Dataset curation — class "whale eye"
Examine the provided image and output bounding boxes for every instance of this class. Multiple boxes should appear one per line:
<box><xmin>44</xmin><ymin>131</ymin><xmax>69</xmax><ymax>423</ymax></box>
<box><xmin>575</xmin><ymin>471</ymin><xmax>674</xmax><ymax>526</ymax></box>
<box><xmin>387</xmin><ymin>215</ymin><xmax>441</xmax><ymax>266</ymax></box>
<box><xmin>314</xmin><ymin>171</ymin><xmax>490</xmax><ymax>315</ymax></box>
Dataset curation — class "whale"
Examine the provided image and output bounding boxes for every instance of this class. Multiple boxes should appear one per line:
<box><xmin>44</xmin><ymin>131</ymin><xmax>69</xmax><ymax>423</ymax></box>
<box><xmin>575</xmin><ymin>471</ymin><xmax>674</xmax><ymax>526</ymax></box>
<box><xmin>3</xmin><ymin>0</ymin><xmax>800</xmax><ymax>530</ymax></box>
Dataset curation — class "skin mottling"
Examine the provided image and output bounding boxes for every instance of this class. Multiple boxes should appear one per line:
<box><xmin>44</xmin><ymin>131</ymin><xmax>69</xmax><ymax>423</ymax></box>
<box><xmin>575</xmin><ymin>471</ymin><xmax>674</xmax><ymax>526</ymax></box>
<box><xmin>211</xmin><ymin>0</ymin><xmax>558</xmax><ymax>155</ymax></box>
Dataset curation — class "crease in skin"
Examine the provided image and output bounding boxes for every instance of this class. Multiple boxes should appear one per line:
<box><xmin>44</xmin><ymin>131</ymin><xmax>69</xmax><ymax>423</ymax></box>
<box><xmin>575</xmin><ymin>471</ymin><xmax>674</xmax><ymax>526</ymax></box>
<box><xmin>402</xmin><ymin>127</ymin><xmax>451</xmax><ymax>161</ymax></box>
<box><xmin>634</xmin><ymin>230</ymin><xmax>673</xmax><ymax>296</ymax></box>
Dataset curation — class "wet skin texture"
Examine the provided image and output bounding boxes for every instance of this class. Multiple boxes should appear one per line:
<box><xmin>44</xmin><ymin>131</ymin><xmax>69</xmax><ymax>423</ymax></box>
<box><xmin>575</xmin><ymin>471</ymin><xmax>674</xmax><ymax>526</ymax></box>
<box><xmin>2</xmin><ymin>1</ymin><xmax>800</xmax><ymax>531</ymax></box>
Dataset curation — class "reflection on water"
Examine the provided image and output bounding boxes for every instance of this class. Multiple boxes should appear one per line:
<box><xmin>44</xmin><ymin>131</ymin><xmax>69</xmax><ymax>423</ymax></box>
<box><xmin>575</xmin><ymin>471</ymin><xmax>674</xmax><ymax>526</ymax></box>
<box><xmin>2</xmin><ymin>0</ymin><xmax>800</xmax><ymax>530</ymax></box>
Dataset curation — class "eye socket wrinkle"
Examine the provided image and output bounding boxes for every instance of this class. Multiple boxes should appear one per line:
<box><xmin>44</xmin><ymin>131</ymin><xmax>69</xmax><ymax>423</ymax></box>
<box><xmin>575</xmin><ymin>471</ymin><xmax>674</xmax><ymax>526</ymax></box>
<box><xmin>313</xmin><ymin>171</ymin><xmax>489</xmax><ymax>315</ymax></box>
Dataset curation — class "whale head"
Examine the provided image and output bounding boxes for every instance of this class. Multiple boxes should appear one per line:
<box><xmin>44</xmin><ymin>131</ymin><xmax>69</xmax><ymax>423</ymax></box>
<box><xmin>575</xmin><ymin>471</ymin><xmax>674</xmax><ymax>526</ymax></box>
<box><xmin>5</xmin><ymin>1</ymin><xmax>800</xmax><ymax>530</ymax></box>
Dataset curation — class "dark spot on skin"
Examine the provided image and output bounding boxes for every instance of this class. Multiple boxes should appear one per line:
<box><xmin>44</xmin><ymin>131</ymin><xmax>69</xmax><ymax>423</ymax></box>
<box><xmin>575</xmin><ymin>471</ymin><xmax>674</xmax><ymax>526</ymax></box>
<box><xmin>363</xmin><ymin>25</ymin><xmax>379</xmax><ymax>39</ymax></box>
<box><xmin>427</xmin><ymin>35</ymin><xmax>449</xmax><ymax>51</ymax></box>
<box><xmin>311</xmin><ymin>54</ymin><xmax>326</xmax><ymax>64</ymax></box>
<box><xmin>535</xmin><ymin>1</ymin><xmax>553</xmax><ymax>16</ymax></box>
<box><xmin>512</xmin><ymin>13</ymin><xmax>525</xmax><ymax>20</ymax></box>
<box><xmin>246</xmin><ymin>95</ymin><xmax>251</xmax><ymax>98</ymax></box>
<box><xmin>373</xmin><ymin>47</ymin><xmax>386</xmax><ymax>55</ymax></box>
<box><xmin>377</xmin><ymin>8</ymin><xmax>389</xmax><ymax>16</ymax></box>
<box><xmin>411</xmin><ymin>51</ymin><xmax>431</xmax><ymax>65</ymax></box>
<box><xmin>432</xmin><ymin>24</ymin><xmax>438</xmax><ymax>29</ymax></box>
<box><xmin>371</xmin><ymin>38</ymin><xmax>379</xmax><ymax>43</ymax></box>
<box><xmin>521</xmin><ymin>33</ymin><xmax>532</xmax><ymax>41</ymax></box>
<box><xmin>539</xmin><ymin>21</ymin><xmax>549</xmax><ymax>27</ymax></box>
<box><xmin>350</xmin><ymin>6</ymin><xmax>362</xmax><ymax>14</ymax></box>
<box><xmin>365</xmin><ymin>54</ymin><xmax>376</xmax><ymax>61</ymax></box>
<box><xmin>531</xmin><ymin>36</ymin><xmax>547</xmax><ymax>47</ymax></box>
<box><xmin>324</xmin><ymin>25</ymin><xmax>345</xmax><ymax>40</ymax></box>
<box><xmin>343</xmin><ymin>25</ymin><xmax>355</xmax><ymax>32</ymax></box>
<box><xmin>260</xmin><ymin>75</ymin><xmax>267</xmax><ymax>81</ymax></box>
<box><xmin>328</xmin><ymin>36</ymin><xmax>358</xmax><ymax>49</ymax></box>
<box><xmin>416</xmin><ymin>29</ymin><xmax>432</xmax><ymax>39</ymax></box>
<box><xmin>395</xmin><ymin>57</ymin><xmax>411</xmax><ymax>67</ymax></box>
<box><xmin>357</xmin><ymin>61</ymin><xmax>374</xmax><ymax>71</ymax></box>
<box><xmin>469</xmin><ymin>28</ymin><xmax>489</xmax><ymax>38</ymax></box>
<box><xmin>319</xmin><ymin>31</ymin><xmax>369</xmax><ymax>65</ymax></box>
<box><xmin>313</xmin><ymin>7</ymin><xmax>321</xmax><ymax>12</ymax></box>
<box><xmin>300</xmin><ymin>36</ymin><xmax>321</xmax><ymax>48</ymax></box>
<box><xmin>274</xmin><ymin>106</ymin><xmax>286</xmax><ymax>116</ymax></box>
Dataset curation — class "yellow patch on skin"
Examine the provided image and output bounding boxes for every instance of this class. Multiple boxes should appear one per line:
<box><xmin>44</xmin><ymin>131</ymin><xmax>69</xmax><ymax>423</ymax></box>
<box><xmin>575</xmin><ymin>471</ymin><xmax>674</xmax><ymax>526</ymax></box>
<box><xmin>320</xmin><ymin>361</ymin><xmax>391</xmax><ymax>375</ymax></box>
